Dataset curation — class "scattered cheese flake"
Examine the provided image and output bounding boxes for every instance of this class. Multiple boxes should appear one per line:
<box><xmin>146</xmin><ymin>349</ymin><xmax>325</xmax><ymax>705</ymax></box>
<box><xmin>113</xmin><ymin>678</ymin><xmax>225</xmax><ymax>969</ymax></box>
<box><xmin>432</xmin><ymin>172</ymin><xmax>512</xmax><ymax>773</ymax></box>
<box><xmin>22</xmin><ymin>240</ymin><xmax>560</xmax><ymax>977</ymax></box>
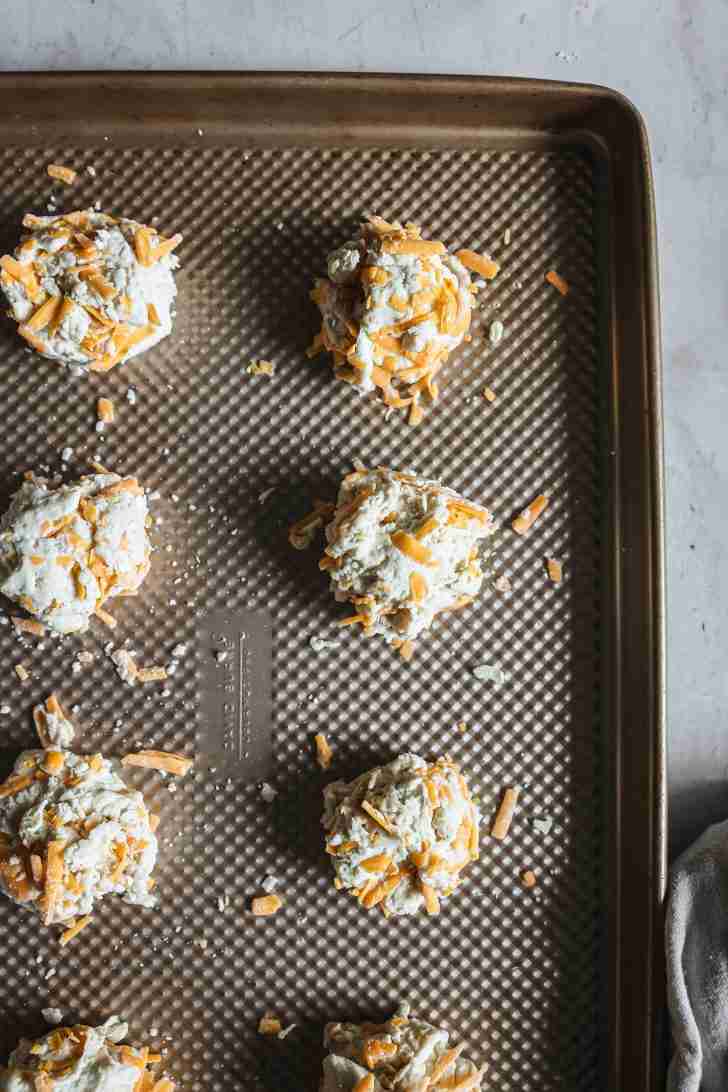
<box><xmin>261</xmin><ymin>874</ymin><xmax>278</xmax><ymax>893</ymax></box>
<box><xmin>136</xmin><ymin>665</ymin><xmax>168</xmax><ymax>683</ymax></box>
<box><xmin>545</xmin><ymin>269</ymin><xmax>569</xmax><ymax>296</ymax></box>
<box><xmin>59</xmin><ymin>914</ymin><xmax>93</xmax><ymax>945</ymax></box>
<box><xmin>251</xmin><ymin>894</ymin><xmax>282</xmax><ymax>917</ymax></box>
<box><xmin>12</xmin><ymin>616</ymin><xmax>45</xmax><ymax>637</ymax></box>
<box><xmin>14</xmin><ymin>664</ymin><xmax>30</xmax><ymax>682</ymax></box>
<box><xmin>97</xmin><ymin>397</ymin><xmax>115</xmax><ymax>423</ymax></box>
<box><xmin>47</xmin><ymin>163</ymin><xmax>77</xmax><ymax>185</ymax></box>
<box><xmin>122</xmin><ymin>749</ymin><xmax>193</xmax><ymax>775</ymax></box>
<box><xmin>512</xmin><ymin>494</ymin><xmax>549</xmax><ymax>535</ymax></box>
<box><xmin>521</xmin><ymin>869</ymin><xmax>538</xmax><ymax>889</ymax></box>
<box><xmin>258</xmin><ymin>1013</ymin><xmax>282</xmax><ymax>1036</ymax></box>
<box><xmin>483</xmin><ymin>387</ymin><xmax>497</xmax><ymax>403</ymax></box>
<box><xmin>314</xmin><ymin>732</ymin><xmax>333</xmax><ymax>770</ymax></box>
<box><xmin>491</xmin><ymin>787</ymin><xmax>520</xmax><ymax>841</ymax></box>
<box><xmin>546</xmin><ymin>557</ymin><xmax>563</xmax><ymax>584</ymax></box>
<box><xmin>246</xmin><ymin>360</ymin><xmax>276</xmax><ymax>376</ymax></box>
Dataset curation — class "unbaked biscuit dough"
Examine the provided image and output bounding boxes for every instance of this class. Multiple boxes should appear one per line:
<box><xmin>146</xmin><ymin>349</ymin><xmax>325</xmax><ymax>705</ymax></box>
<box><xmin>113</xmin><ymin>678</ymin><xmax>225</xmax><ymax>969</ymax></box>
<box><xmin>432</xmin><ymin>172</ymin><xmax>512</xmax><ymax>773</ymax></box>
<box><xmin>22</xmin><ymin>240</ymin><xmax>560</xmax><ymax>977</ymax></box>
<box><xmin>0</xmin><ymin>209</ymin><xmax>180</xmax><ymax>372</ymax></box>
<box><xmin>0</xmin><ymin>701</ymin><xmax>158</xmax><ymax>929</ymax></box>
<box><xmin>320</xmin><ymin>466</ymin><xmax>492</xmax><ymax>657</ymax></box>
<box><xmin>0</xmin><ymin>470</ymin><xmax>150</xmax><ymax>634</ymax></box>
<box><xmin>309</xmin><ymin>214</ymin><xmax>498</xmax><ymax>425</ymax></box>
<box><xmin>0</xmin><ymin>1016</ymin><xmax>175</xmax><ymax>1091</ymax></box>
<box><xmin>322</xmin><ymin>753</ymin><xmax>480</xmax><ymax>917</ymax></box>
<box><xmin>321</xmin><ymin>1002</ymin><xmax>485</xmax><ymax>1091</ymax></box>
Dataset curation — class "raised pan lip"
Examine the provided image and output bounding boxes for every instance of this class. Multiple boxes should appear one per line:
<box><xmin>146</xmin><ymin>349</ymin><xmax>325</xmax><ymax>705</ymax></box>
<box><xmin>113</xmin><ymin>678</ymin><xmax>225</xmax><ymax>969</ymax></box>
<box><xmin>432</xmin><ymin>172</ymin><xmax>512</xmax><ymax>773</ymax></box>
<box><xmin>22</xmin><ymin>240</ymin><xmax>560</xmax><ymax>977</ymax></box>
<box><xmin>0</xmin><ymin>68</ymin><xmax>666</xmax><ymax>1089</ymax></box>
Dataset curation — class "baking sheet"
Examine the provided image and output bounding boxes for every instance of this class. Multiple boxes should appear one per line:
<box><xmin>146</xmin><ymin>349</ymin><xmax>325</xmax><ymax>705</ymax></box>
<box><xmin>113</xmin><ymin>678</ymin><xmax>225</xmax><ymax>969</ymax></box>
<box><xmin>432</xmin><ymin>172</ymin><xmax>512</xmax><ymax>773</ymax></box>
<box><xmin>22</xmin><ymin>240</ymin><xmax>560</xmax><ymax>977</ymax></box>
<box><xmin>0</xmin><ymin>74</ymin><xmax>665</xmax><ymax>1092</ymax></box>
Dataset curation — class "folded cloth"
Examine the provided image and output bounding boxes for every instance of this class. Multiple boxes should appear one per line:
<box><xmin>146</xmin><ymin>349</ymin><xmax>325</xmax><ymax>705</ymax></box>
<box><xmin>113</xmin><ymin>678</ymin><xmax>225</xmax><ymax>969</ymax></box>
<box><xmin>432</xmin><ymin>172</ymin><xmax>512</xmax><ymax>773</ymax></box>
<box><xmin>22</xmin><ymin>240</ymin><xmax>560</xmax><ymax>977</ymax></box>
<box><xmin>667</xmin><ymin>820</ymin><xmax>728</xmax><ymax>1092</ymax></box>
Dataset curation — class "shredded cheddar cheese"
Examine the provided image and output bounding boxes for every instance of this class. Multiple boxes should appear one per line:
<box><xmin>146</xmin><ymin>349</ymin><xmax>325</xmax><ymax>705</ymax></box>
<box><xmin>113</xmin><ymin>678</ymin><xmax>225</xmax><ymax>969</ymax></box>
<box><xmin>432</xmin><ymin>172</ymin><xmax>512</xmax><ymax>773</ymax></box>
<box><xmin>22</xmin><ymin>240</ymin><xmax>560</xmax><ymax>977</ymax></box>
<box><xmin>314</xmin><ymin>733</ymin><xmax>333</xmax><ymax>771</ymax></box>
<box><xmin>47</xmin><ymin>163</ymin><xmax>78</xmax><ymax>185</ymax></box>
<box><xmin>546</xmin><ymin>269</ymin><xmax>570</xmax><ymax>296</ymax></box>
<box><xmin>258</xmin><ymin>1013</ymin><xmax>283</xmax><ymax>1036</ymax></box>
<box><xmin>491</xmin><ymin>787</ymin><xmax>520</xmax><ymax>841</ymax></box>
<box><xmin>121</xmin><ymin>750</ymin><xmax>193</xmax><ymax>776</ymax></box>
<box><xmin>97</xmin><ymin>397</ymin><xmax>115</xmax><ymax>423</ymax></box>
<box><xmin>512</xmin><ymin>494</ymin><xmax>549</xmax><ymax>535</ymax></box>
<box><xmin>454</xmin><ymin>248</ymin><xmax>500</xmax><ymax>279</ymax></box>
<box><xmin>11</xmin><ymin>616</ymin><xmax>45</xmax><ymax>637</ymax></box>
<box><xmin>546</xmin><ymin>557</ymin><xmax>563</xmax><ymax>583</ymax></box>
<box><xmin>59</xmin><ymin>913</ymin><xmax>93</xmax><ymax>945</ymax></box>
<box><xmin>251</xmin><ymin>894</ymin><xmax>282</xmax><ymax>917</ymax></box>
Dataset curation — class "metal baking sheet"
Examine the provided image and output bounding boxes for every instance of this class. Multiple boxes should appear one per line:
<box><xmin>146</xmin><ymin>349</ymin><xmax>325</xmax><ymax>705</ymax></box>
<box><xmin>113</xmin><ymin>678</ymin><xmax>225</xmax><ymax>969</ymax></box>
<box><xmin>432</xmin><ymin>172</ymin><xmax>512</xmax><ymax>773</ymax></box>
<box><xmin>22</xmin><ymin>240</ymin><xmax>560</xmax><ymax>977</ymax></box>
<box><xmin>0</xmin><ymin>74</ymin><xmax>665</xmax><ymax>1092</ymax></box>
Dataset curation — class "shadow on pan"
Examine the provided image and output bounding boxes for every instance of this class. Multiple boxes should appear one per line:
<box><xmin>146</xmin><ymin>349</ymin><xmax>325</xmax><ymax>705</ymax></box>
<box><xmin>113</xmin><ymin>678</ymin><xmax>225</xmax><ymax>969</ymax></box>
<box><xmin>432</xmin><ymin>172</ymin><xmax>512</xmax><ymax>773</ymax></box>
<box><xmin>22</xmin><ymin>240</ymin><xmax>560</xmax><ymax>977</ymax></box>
<box><xmin>255</xmin><ymin>1023</ymin><xmax>325</xmax><ymax>1092</ymax></box>
<box><xmin>269</xmin><ymin>741</ymin><xmax>395</xmax><ymax>870</ymax></box>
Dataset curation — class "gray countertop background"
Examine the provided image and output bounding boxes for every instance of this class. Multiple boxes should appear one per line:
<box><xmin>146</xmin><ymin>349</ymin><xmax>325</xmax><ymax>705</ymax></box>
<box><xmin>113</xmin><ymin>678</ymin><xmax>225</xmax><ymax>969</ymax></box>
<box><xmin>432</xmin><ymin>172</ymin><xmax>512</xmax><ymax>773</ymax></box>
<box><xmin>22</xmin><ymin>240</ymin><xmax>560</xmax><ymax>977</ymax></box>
<box><xmin>2</xmin><ymin>0</ymin><xmax>727</xmax><ymax>859</ymax></box>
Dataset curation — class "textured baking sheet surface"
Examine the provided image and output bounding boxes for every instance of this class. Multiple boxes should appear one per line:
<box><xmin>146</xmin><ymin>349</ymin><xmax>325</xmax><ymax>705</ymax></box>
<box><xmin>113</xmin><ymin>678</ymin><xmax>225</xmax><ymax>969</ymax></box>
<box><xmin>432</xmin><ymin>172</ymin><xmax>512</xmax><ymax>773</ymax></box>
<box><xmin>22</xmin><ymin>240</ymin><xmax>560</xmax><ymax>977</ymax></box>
<box><xmin>0</xmin><ymin>144</ymin><xmax>602</xmax><ymax>1091</ymax></box>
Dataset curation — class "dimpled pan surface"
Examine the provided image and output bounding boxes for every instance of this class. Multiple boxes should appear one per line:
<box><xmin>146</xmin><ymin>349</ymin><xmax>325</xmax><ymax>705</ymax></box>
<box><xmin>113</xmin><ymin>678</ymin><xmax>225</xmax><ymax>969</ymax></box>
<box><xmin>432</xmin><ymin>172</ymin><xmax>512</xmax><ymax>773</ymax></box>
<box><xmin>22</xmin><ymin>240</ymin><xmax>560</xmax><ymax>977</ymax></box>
<box><xmin>0</xmin><ymin>74</ymin><xmax>665</xmax><ymax>1092</ymax></box>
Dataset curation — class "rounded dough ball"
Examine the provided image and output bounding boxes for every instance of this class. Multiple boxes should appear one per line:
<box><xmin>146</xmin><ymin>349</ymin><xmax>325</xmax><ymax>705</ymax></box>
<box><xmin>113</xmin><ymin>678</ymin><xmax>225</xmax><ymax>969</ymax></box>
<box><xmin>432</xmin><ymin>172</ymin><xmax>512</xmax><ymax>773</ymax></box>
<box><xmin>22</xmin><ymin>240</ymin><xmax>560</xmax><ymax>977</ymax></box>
<box><xmin>0</xmin><ymin>740</ymin><xmax>158</xmax><ymax>928</ymax></box>
<box><xmin>0</xmin><ymin>1016</ymin><xmax>174</xmax><ymax>1091</ymax></box>
<box><xmin>322</xmin><ymin>752</ymin><xmax>481</xmax><ymax>917</ymax></box>
<box><xmin>0</xmin><ymin>470</ymin><xmax>151</xmax><ymax>634</ymax></box>
<box><xmin>309</xmin><ymin>214</ymin><xmax>477</xmax><ymax>424</ymax></box>
<box><xmin>320</xmin><ymin>466</ymin><xmax>493</xmax><ymax>656</ymax></box>
<box><xmin>322</xmin><ymin>1002</ymin><xmax>484</xmax><ymax>1091</ymax></box>
<box><xmin>0</xmin><ymin>208</ymin><xmax>181</xmax><ymax>372</ymax></box>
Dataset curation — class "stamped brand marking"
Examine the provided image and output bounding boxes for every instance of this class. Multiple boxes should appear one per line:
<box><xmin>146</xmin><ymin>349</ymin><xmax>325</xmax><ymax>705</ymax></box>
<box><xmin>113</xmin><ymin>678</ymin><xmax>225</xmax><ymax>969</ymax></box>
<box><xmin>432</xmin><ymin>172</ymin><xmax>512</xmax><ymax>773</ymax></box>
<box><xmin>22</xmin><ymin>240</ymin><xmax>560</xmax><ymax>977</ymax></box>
<box><xmin>198</xmin><ymin>610</ymin><xmax>273</xmax><ymax>779</ymax></box>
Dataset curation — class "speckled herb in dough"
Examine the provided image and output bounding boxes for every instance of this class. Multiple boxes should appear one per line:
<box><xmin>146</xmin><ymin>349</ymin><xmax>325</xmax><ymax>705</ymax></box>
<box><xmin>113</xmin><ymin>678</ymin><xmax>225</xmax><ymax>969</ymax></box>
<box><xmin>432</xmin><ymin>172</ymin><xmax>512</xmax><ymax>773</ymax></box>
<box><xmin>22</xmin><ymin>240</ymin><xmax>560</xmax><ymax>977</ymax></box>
<box><xmin>323</xmin><ymin>752</ymin><xmax>481</xmax><ymax>917</ymax></box>
<box><xmin>321</xmin><ymin>1001</ymin><xmax>485</xmax><ymax>1091</ymax></box>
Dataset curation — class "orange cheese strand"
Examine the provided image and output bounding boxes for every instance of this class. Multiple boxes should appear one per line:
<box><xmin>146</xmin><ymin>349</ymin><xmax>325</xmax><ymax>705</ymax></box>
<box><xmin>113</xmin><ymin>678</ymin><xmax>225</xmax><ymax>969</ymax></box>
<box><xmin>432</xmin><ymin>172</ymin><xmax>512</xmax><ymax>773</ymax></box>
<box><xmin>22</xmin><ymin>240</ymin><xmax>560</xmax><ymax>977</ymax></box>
<box><xmin>390</xmin><ymin>530</ymin><xmax>439</xmax><ymax>567</ymax></box>
<box><xmin>455</xmin><ymin>248</ymin><xmax>499</xmax><ymax>279</ymax></box>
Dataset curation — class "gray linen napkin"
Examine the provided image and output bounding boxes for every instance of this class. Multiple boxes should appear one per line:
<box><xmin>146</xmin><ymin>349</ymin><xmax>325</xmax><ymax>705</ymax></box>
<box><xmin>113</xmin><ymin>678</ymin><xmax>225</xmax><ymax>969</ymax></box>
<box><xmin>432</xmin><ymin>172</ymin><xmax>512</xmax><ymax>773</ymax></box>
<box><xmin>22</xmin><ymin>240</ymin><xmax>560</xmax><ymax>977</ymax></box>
<box><xmin>667</xmin><ymin>820</ymin><xmax>728</xmax><ymax>1092</ymax></box>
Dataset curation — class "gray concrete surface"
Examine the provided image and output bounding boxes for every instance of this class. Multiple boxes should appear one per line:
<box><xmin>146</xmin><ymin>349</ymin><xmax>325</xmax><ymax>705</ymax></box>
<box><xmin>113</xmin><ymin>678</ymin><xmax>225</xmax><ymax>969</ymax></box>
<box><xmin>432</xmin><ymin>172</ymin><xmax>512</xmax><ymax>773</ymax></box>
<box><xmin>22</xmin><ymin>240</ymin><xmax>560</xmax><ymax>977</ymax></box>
<box><xmin>2</xmin><ymin>0</ymin><xmax>726</xmax><ymax>857</ymax></box>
